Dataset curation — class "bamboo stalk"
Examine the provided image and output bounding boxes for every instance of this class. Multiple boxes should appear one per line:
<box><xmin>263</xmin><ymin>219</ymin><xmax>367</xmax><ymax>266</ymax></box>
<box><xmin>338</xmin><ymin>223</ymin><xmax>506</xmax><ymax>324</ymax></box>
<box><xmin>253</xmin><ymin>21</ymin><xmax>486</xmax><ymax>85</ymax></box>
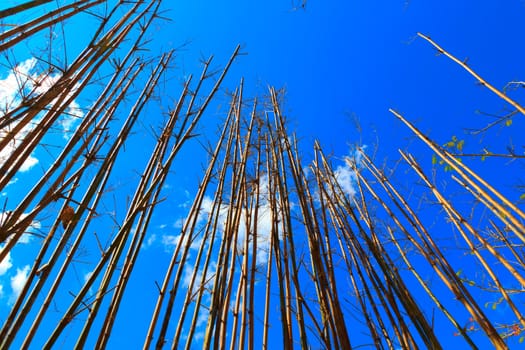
<box><xmin>0</xmin><ymin>0</ymin><xmax>53</xmax><ymax>19</ymax></box>
<box><xmin>417</xmin><ymin>32</ymin><xmax>525</xmax><ymax>116</ymax></box>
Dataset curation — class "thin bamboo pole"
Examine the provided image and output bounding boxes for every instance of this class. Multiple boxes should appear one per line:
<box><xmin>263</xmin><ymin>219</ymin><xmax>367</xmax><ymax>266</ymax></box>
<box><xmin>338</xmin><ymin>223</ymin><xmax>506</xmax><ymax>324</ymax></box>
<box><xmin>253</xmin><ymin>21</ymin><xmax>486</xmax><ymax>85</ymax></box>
<box><xmin>417</xmin><ymin>32</ymin><xmax>525</xmax><ymax>116</ymax></box>
<box><xmin>0</xmin><ymin>0</ymin><xmax>53</xmax><ymax>19</ymax></box>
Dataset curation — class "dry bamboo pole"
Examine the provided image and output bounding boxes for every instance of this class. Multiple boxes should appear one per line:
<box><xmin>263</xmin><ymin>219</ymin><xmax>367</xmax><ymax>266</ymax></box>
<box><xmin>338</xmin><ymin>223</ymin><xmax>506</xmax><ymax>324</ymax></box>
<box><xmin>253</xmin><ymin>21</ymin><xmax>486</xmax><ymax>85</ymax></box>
<box><xmin>74</xmin><ymin>52</ymin><xmax>176</xmax><ymax>347</ymax></box>
<box><xmin>311</xmin><ymin>151</ymin><xmax>390</xmax><ymax>349</ymax></box>
<box><xmin>0</xmin><ymin>59</ymin><xmax>141</xmax><ymax>348</ymax></box>
<box><xmin>401</xmin><ymin>151</ymin><xmax>525</xmax><ymax>332</ymax></box>
<box><xmin>347</xmin><ymin>172</ymin><xmax>421</xmax><ymax>349</ymax></box>
<box><xmin>0</xmin><ymin>53</ymin><xmax>145</xmax><ymax>343</ymax></box>
<box><xmin>313</xmin><ymin>146</ymin><xmax>424</xmax><ymax>349</ymax></box>
<box><xmin>390</xmin><ymin>109</ymin><xmax>525</xmax><ymax>240</ymax></box>
<box><xmin>0</xmin><ymin>2</ymin><xmax>153</xmax><ymax>194</ymax></box>
<box><xmin>0</xmin><ymin>0</ymin><xmax>106</xmax><ymax>53</ymax></box>
<box><xmin>357</xmin><ymin>151</ymin><xmax>479</xmax><ymax>348</ymax></box>
<box><xmin>358</xmin><ymin>151</ymin><xmax>503</xmax><ymax>348</ymax></box>
<box><xmin>77</xmin><ymin>113</ymin><xmax>169</xmax><ymax>347</ymax></box>
<box><xmin>40</xmin><ymin>60</ymin><xmax>191</xmax><ymax>350</ymax></box>
<box><xmin>447</xmin><ymin>174</ymin><xmax>525</xmax><ymax>286</ymax></box>
<box><xmin>267</xmin><ymin>191</ymin><xmax>292</xmax><ymax>350</ymax></box>
<box><xmin>174</xmin><ymin>97</ymin><xmax>239</xmax><ymax>350</ymax></box>
<box><xmin>229</xmin><ymin>100</ymin><xmax>258</xmax><ymax>350</ymax></box>
<box><xmin>382</xmin><ymin>151</ymin><xmax>504</xmax><ymax>348</ymax></box>
<box><xmin>320</xmin><ymin>181</ymin><xmax>407</xmax><ymax>349</ymax></box>
<box><xmin>0</xmin><ymin>0</ymin><xmax>53</xmax><ymax>19</ymax></box>
<box><xmin>271</xmin><ymin>89</ymin><xmax>351</xmax><ymax>349</ymax></box>
<box><xmin>228</xmin><ymin>207</ymin><xmax>250</xmax><ymax>350</ymax></box>
<box><xmin>273</xmin><ymin>168</ymin><xmax>296</xmax><ymax>349</ymax></box>
<box><xmin>246</xmin><ymin>128</ymin><xmax>262</xmax><ymax>350</ymax></box>
<box><xmin>0</xmin><ymin>190</ymin><xmax>79</xmax><ymax>349</ymax></box>
<box><xmin>207</xmin><ymin>92</ymin><xmax>245</xmax><ymax>350</ymax></box>
<box><xmin>488</xmin><ymin>220</ymin><xmax>525</xmax><ymax>268</ymax></box>
<box><xmin>213</xmin><ymin>92</ymin><xmax>250</xmax><ymax>350</ymax></box>
<box><xmin>96</xmin><ymin>78</ymin><xmax>194</xmax><ymax>350</ymax></box>
<box><xmin>328</xmin><ymin>198</ymin><xmax>407</xmax><ymax>349</ymax></box>
<box><xmin>200</xmin><ymin>92</ymin><xmax>245</xmax><ymax>350</ymax></box>
<box><xmin>266</xmin><ymin>122</ymin><xmax>309</xmax><ymax>349</ymax></box>
<box><xmin>0</xmin><ymin>0</ymin><xmax>153</xmax><ymax>150</ymax></box>
<box><xmin>283</xmin><ymin>146</ymin><xmax>336</xmax><ymax>349</ymax></box>
<box><xmin>0</xmin><ymin>56</ymin><xmax>141</xmax><ymax>245</ymax></box>
<box><xmin>311</xmin><ymin>150</ymin><xmax>389</xmax><ymax>348</ymax></box>
<box><xmin>143</xmin><ymin>70</ymin><xmax>236</xmax><ymax>349</ymax></box>
<box><xmin>17</xmin><ymin>53</ymin><xmax>165</xmax><ymax>349</ymax></box>
<box><xmin>115</xmin><ymin>70</ymin><xmax>240</xmax><ymax>320</ymax></box>
<box><xmin>163</xmin><ymin>79</ymin><xmax>244</xmax><ymax>350</ymax></box>
<box><xmin>261</xmin><ymin>127</ymin><xmax>293</xmax><ymax>350</ymax></box>
<box><xmin>305</xmin><ymin>140</ymin><xmax>360</xmax><ymax>349</ymax></box>
<box><xmin>261</xmin><ymin>134</ymin><xmax>276</xmax><ymax>350</ymax></box>
<box><xmin>386</xmin><ymin>225</ymin><xmax>478</xmax><ymax>349</ymax></box>
<box><xmin>143</xmin><ymin>46</ymin><xmax>241</xmax><ymax>348</ymax></box>
<box><xmin>329</xmin><ymin>214</ymin><xmax>390</xmax><ymax>349</ymax></box>
<box><xmin>359</xmin><ymin>169</ymin><xmax>471</xmax><ymax>346</ymax></box>
<box><xmin>417</xmin><ymin>32</ymin><xmax>525</xmax><ymax>116</ymax></box>
<box><xmin>41</xmin><ymin>132</ymin><xmax>192</xmax><ymax>349</ymax></box>
<box><xmin>268</xmin><ymin>108</ymin><xmax>317</xmax><ymax>348</ymax></box>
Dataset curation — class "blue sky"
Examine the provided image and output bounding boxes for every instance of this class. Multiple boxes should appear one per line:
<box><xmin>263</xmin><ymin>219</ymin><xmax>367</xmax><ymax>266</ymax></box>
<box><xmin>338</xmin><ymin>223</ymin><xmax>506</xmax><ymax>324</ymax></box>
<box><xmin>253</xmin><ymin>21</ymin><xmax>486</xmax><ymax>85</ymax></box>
<box><xmin>0</xmin><ymin>0</ymin><xmax>524</xmax><ymax>348</ymax></box>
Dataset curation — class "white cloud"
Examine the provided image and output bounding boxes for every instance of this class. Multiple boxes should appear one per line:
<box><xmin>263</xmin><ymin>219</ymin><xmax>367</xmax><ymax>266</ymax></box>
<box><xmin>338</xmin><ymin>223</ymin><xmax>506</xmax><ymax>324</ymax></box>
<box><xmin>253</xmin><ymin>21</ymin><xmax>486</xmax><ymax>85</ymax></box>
<box><xmin>18</xmin><ymin>154</ymin><xmax>39</xmax><ymax>172</ymax></box>
<box><xmin>0</xmin><ymin>250</ymin><xmax>13</xmax><ymax>276</ymax></box>
<box><xmin>84</xmin><ymin>271</ymin><xmax>93</xmax><ymax>284</ymax></box>
<box><xmin>321</xmin><ymin>146</ymin><xmax>366</xmax><ymax>200</ymax></box>
<box><xmin>182</xmin><ymin>261</ymin><xmax>217</xmax><ymax>298</ymax></box>
<box><xmin>144</xmin><ymin>233</ymin><xmax>157</xmax><ymax>248</ymax></box>
<box><xmin>161</xmin><ymin>232</ymin><xmax>203</xmax><ymax>252</ymax></box>
<box><xmin>9</xmin><ymin>264</ymin><xmax>30</xmax><ymax>303</ymax></box>
<box><xmin>0</xmin><ymin>212</ymin><xmax>41</xmax><ymax>244</ymax></box>
<box><xmin>161</xmin><ymin>176</ymin><xmax>277</xmax><ymax>267</ymax></box>
<box><xmin>0</xmin><ymin>57</ymin><xmax>85</xmax><ymax>173</ymax></box>
<box><xmin>333</xmin><ymin>163</ymin><xmax>357</xmax><ymax>198</ymax></box>
<box><xmin>173</xmin><ymin>217</ymin><xmax>185</xmax><ymax>229</ymax></box>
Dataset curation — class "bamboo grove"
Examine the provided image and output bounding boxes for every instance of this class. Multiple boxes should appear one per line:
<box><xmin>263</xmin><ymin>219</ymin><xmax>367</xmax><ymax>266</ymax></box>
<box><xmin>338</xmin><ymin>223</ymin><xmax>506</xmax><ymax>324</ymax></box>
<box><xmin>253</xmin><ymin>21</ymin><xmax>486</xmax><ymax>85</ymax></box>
<box><xmin>0</xmin><ymin>1</ymin><xmax>524</xmax><ymax>349</ymax></box>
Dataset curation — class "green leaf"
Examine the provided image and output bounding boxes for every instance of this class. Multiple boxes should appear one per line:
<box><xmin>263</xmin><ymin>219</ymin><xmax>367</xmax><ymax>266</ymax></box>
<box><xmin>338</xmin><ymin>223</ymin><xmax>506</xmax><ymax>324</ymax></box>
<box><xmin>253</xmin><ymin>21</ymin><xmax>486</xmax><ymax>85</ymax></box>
<box><xmin>492</xmin><ymin>302</ymin><xmax>497</xmax><ymax>310</ymax></box>
<box><xmin>456</xmin><ymin>269</ymin><xmax>462</xmax><ymax>276</ymax></box>
<box><xmin>456</xmin><ymin>140</ymin><xmax>464</xmax><ymax>151</ymax></box>
<box><xmin>445</xmin><ymin>141</ymin><xmax>455</xmax><ymax>148</ymax></box>
<box><xmin>481</xmin><ymin>154</ymin><xmax>486</xmax><ymax>161</ymax></box>
<box><xmin>520</xmin><ymin>193</ymin><xmax>525</xmax><ymax>200</ymax></box>
<box><xmin>432</xmin><ymin>154</ymin><xmax>437</xmax><ymax>165</ymax></box>
<box><xmin>484</xmin><ymin>302</ymin><xmax>490</xmax><ymax>308</ymax></box>
<box><xmin>519</xmin><ymin>336</ymin><xmax>524</xmax><ymax>343</ymax></box>
<box><xmin>505</xmin><ymin>119</ymin><xmax>513</xmax><ymax>127</ymax></box>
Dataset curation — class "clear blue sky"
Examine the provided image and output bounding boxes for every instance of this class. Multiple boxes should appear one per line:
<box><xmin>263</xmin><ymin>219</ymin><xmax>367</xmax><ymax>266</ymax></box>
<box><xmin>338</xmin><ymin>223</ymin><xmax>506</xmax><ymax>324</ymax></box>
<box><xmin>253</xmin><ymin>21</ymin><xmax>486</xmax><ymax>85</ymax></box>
<box><xmin>0</xmin><ymin>0</ymin><xmax>524</xmax><ymax>348</ymax></box>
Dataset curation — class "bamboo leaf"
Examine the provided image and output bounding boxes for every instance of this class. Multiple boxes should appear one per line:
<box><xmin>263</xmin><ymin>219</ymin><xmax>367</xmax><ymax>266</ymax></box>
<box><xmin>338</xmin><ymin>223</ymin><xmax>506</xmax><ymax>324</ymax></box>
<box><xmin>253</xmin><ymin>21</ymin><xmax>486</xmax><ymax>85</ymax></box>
<box><xmin>456</xmin><ymin>139</ymin><xmax>464</xmax><ymax>151</ymax></box>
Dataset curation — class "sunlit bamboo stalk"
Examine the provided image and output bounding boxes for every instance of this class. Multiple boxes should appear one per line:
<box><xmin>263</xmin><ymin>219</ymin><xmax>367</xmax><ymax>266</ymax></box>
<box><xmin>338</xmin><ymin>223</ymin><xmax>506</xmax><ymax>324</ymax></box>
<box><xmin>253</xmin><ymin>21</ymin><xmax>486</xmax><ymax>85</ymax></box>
<box><xmin>417</xmin><ymin>32</ymin><xmax>525</xmax><ymax>116</ymax></box>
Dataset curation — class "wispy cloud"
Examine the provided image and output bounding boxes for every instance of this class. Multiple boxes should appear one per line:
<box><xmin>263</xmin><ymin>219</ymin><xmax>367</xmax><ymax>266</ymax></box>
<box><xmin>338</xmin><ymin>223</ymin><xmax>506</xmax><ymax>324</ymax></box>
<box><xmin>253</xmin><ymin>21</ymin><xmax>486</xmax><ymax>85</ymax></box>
<box><xmin>0</xmin><ymin>57</ymin><xmax>85</xmax><ymax>174</ymax></box>
<box><xmin>323</xmin><ymin>146</ymin><xmax>366</xmax><ymax>200</ymax></box>
<box><xmin>0</xmin><ymin>251</ymin><xmax>13</xmax><ymax>276</ymax></box>
<box><xmin>9</xmin><ymin>264</ymin><xmax>30</xmax><ymax>304</ymax></box>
